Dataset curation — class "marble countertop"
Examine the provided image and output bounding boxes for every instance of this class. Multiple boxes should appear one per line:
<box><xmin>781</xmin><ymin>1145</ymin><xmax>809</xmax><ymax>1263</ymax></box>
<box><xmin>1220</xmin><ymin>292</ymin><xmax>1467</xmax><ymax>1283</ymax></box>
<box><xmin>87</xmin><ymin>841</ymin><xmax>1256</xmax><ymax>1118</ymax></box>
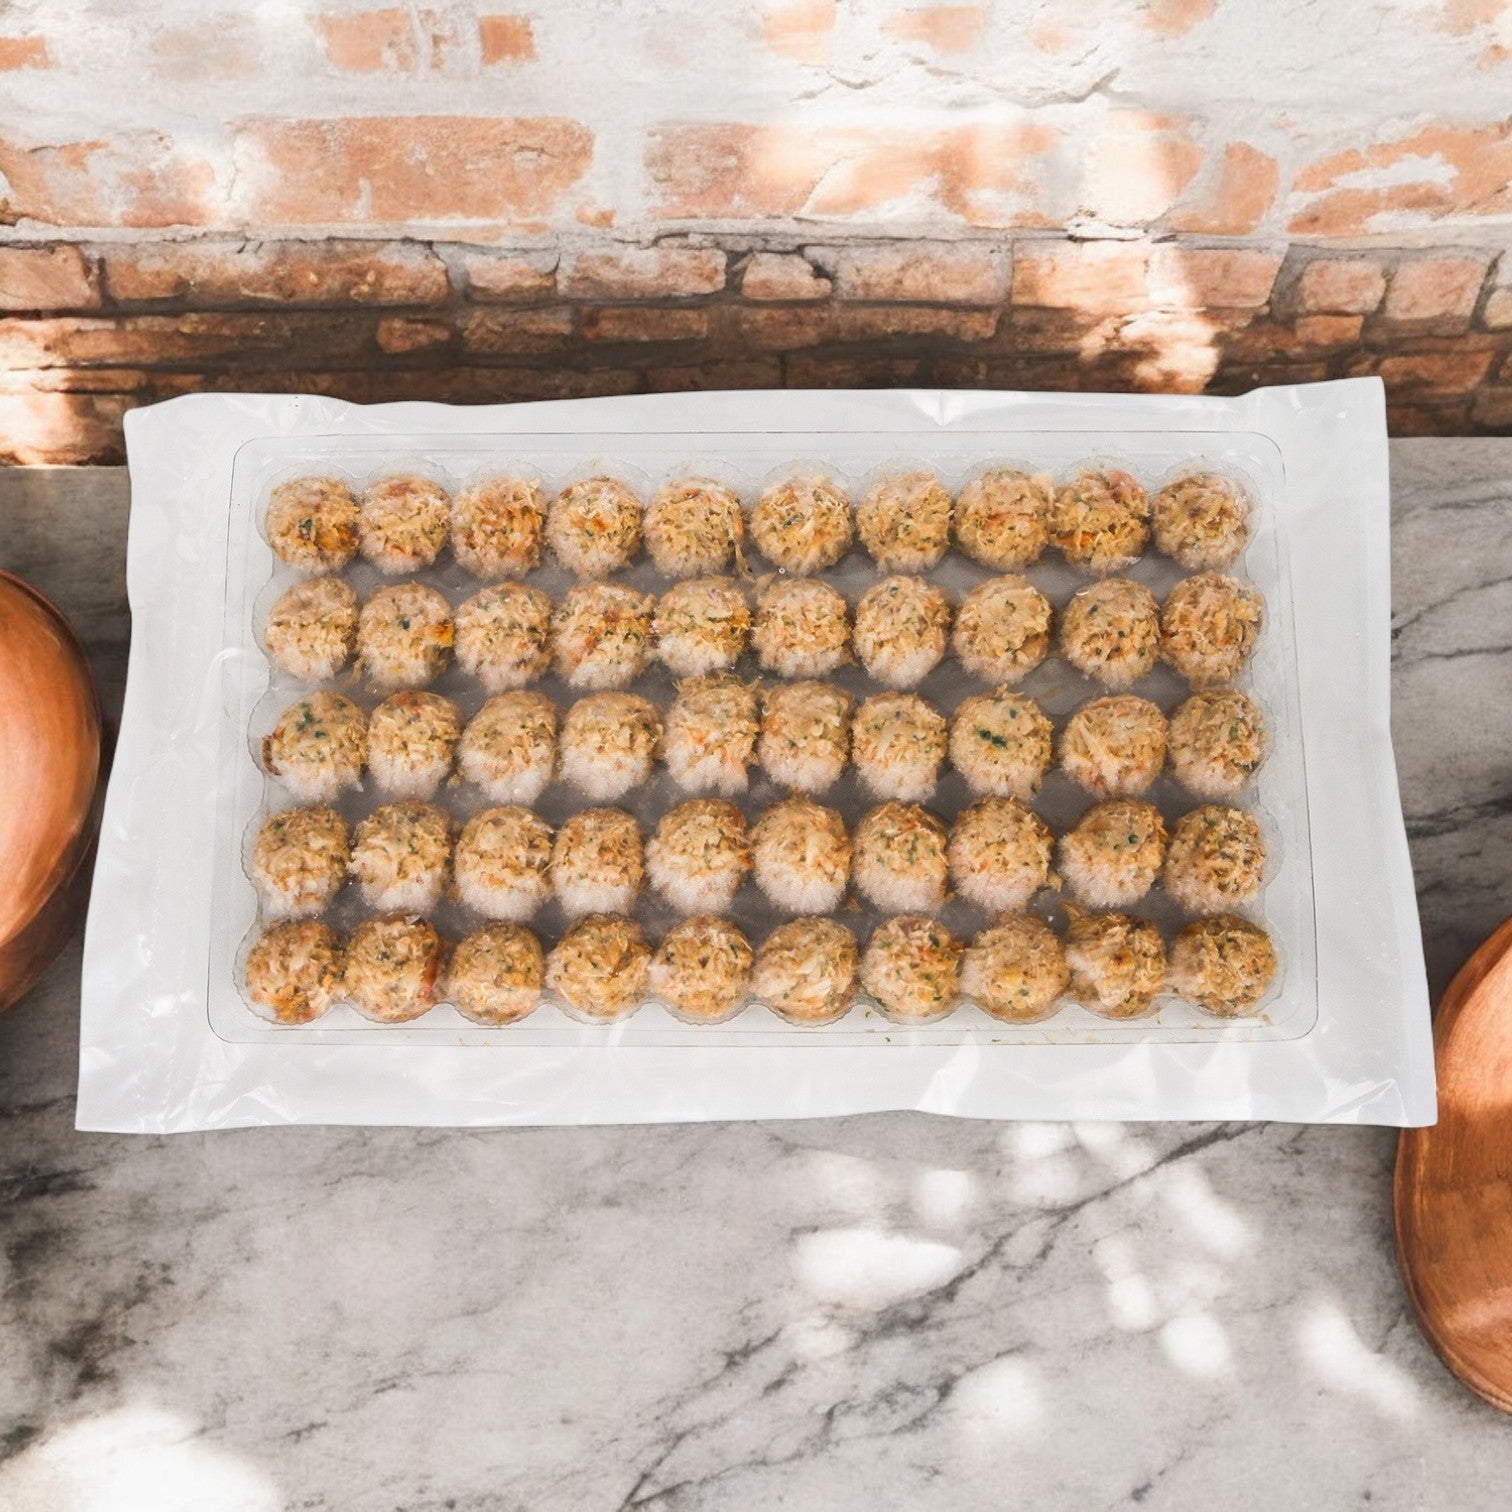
<box><xmin>2</xmin><ymin>444</ymin><xmax>1510</xmax><ymax>1511</ymax></box>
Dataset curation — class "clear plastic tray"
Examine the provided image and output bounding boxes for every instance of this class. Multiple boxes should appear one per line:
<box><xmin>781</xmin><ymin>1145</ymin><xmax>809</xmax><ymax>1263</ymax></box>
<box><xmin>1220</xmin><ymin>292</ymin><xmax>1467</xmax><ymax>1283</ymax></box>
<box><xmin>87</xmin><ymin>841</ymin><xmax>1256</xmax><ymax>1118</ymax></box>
<box><xmin>209</xmin><ymin>427</ymin><xmax>1315</xmax><ymax>1048</ymax></box>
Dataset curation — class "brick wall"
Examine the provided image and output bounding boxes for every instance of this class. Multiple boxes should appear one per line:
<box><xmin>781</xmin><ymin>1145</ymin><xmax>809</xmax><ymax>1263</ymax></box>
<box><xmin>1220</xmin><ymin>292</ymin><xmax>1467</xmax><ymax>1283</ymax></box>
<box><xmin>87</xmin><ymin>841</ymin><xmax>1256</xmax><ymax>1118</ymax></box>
<box><xmin>2</xmin><ymin>0</ymin><xmax>1511</xmax><ymax>461</ymax></box>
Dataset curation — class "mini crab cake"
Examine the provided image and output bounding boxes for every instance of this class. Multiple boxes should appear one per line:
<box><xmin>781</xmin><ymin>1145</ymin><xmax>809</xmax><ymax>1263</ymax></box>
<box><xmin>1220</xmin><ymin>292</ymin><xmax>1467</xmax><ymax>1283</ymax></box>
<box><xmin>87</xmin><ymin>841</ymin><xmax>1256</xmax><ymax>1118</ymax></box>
<box><xmin>450</xmin><ymin>476</ymin><xmax>545</xmax><ymax>579</ymax></box>
<box><xmin>952</xmin><ymin>577</ymin><xmax>1053</xmax><ymax>684</ymax></box>
<box><xmin>358</xmin><ymin>583</ymin><xmax>454</xmax><ymax>691</ymax></box>
<box><xmin>650</xmin><ymin>916</ymin><xmax>754</xmax><ymax>1023</ymax></box>
<box><xmin>1161</xmin><ymin>574</ymin><xmax>1264</xmax><ymax>690</ymax></box>
<box><xmin>1169</xmin><ymin>915</ymin><xmax>1277</xmax><ymax>1018</ymax></box>
<box><xmin>1063</xmin><ymin>905</ymin><xmax>1166</xmax><ymax>1020</ymax></box>
<box><xmin>546</xmin><ymin>914</ymin><xmax>651</xmax><ymax>1022</ymax></box>
<box><xmin>457</xmin><ymin>692</ymin><xmax>557</xmax><ymax>806</ymax></box>
<box><xmin>349</xmin><ymin>801</ymin><xmax>453</xmax><ymax>914</ymax></box>
<box><xmin>1060</xmin><ymin>798</ymin><xmax>1168</xmax><ymax>908</ymax></box>
<box><xmin>344</xmin><ymin>913</ymin><xmax>445</xmax><ymax>1023</ymax></box>
<box><xmin>644</xmin><ymin>478</ymin><xmax>745</xmax><ymax>577</ymax></box>
<box><xmin>1059</xmin><ymin>696</ymin><xmax>1168</xmax><ymax>799</ymax></box>
<box><xmin>751</xmin><ymin>798</ymin><xmax>851</xmax><ymax>915</ymax></box>
<box><xmin>550</xmin><ymin>582</ymin><xmax>655</xmax><ymax>691</ymax></box>
<box><xmin>263</xmin><ymin>692</ymin><xmax>367</xmax><ymax>803</ymax></box>
<box><xmin>358</xmin><ymin>474</ymin><xmax>451</xmax><ymax>575</ymax></box>
<box><xmin>367</xmin><ymin>691</ymin><xmax>461</xmax><ymax>799</ymax></box>
<box><xmin>961</xmin><ymin>914</ymin><xmax>1069</xmax><ymax>1024</ymax></box>
<box><xmin>1152</xmin><ymin>471</ymin><xmax>1250</xmax><ymax>571</ymax></box>
<box><xmin>856</xmin><ymin>470</ymin><xmax>952</xmax><ymax>572</ymax></box>
<box><xmin>753</xmin><ymin>918</ymin><xmax>859</xmax><ymax>1025</ymax></box>
<box><xmin>948</xmin><ymin>798</ymin><xmax>1054</xmax><ymax>914</ymax></box>
<box><xmin>851</xmin><ymin>693</ymin><xmax>947</xmax><ymax>803</ymax></box>
<box><xmin>758</xmin><ymin>681</ymin><xmax>852</xmax><ymax>796</ymax></box>
<box><xmin>853</xmin><ymin>576</ymin><xmax>951</xmax><ymax>689</ymax></box>
<box><xmin>264</xmin><ymin>576</ymin><xmax>359</xmax><ymax>682</ymax></box>
<box><xmin>265</xmin><ymin>476</ymin><xmax>359</xmax><ymax>573</ymax></box>
<box><xmin>1162</xmin><ymin>805</ymin><xmax>1266</xmax><ymax>916</ymax></box>
<box><xmin>546</xmin><ymin>476</ymin><xmax>642</xmax><ymax>577</ymax></box>
<box><xmin>452</xmin><ymin>584</ymin><xmax>552</xmax><ymax>693</ymax></box>
<box><xmin>557</xmin><ymin>693</ymin><xmax>660</xmax><ymax>802</ymax></box>
<box><xmin>1167</xmin><ymin>691</ymin><xmax>1267</xmax><ymax>800</ymax></box>
<box><xmin>751</xmin><ymin>473</ymin><xmax>853</xmax><ymax>574</ymax></box>
<box><xmin>445</xmin><ymin>923</ymin><xmax>544</xmax><ymax>1025</ymax></box>
<box><xmin>1059</xmin><ymin>578</ymin><xmax>1161</xmax><ymax>690</ymax></box>
<box><xmin>452</xmin><ymin>806</ymin><xmax>553</xmax><ymax>922</ymax></box>
<box><xmin>245</xmin><ymin>920</ymin><xmax>345</xmax><ymax>1025</ymax></box>
<box><xmin>250</xmin><ymin>806</ymin><xmax>350</xmax><ymax>919</ymax></box>
<box><xmin>955</xmin><ymin>468</ymin><xmax>1054</xmax><ymax>571</ymax></box>
<box><xmin>654</xmin><ymin>577</ymin><xmax>751</xmax><ymax>679</ymax></box>
<box><xmin>861</xmin><ymin>915</ymin><xmax>962</xmax><ymax>1023</ymax></box>
<box><xmin>663</xmin><ymin>674</ymin><xmax>760</xmax><ymax>795</ymax></box>
<box><xmin>852</xmin><ymin>802</ymin><xmax>949</xmax><ymax>914</ymax></box>
<box><xmin>752</xmin><ymin>577</ymin><xmax>850</xmax><ymax>679</ymax></box>
<box><xmin>1049</xmin><ymin>467</ymin><xmax>1151</xmax><ymax>575</ymax></box>
<box><xmin>949</xmin><ymin>690</ymin><xmax>1053</xmax><ymax>801</ymax></box>
<box><xmin>646</xmin><ymin>799</ymin><xmax>752</xmax><ymax>914</ymax></box>
<box><xmin>549</xmin><ymin>807</ymin><xmax>644</xmax><ymax>918</ymax></box>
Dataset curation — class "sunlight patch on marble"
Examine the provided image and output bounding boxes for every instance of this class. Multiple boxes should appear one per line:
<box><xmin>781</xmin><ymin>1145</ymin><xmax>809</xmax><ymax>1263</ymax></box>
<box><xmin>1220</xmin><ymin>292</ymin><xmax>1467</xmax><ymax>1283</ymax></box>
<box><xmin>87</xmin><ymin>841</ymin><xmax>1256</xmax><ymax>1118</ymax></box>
<box><xmin>945</xmin><ymin>1355</ymin><xmax>1043</xmax><ymax>1438</ymax></box>
<box><xmin>1159</xmin><ymin>1164</ymin><xmax>1252</xmax><ymax>1259</ymax></box>
<box><xmin>1004</xmin><ymin>1122</ymin><xmax>1076</xmax><ymax>1159</ymax></box>
<box><xmin>1094</xmin><ymin>1234</ymin><xmax>1159</xmax><ymax>1331</ymax></box>
<box><xmin>793</xmin><ymin>1226</ymin><xmax>965</xmax><ymax>1310</ymax></box>
<box><xmin>1160</xmin><ymin>1312</ymin><xmax>1234</xmax><ymax>1379</ymax></box>
<box><xmin>802</xmin><ymin>1150</ymin><xmax>891</xmax><ymax>1219</ymax></box>
<box><xmin>911</xmin><ymin>1167</ymin><xmax>976</xmax><ymax>1229</ymax></box>
<box><xmin>0</xmin><ymin>1403</ymin><xmax>281</xmax><ymax>1512</ymax></box>
<box><xmin>1074</xmin><ymin>1120</ymin><xmax>1159</xmax><ymax>1181</ymax></box>
<box><xmin>1298</xmin><ymin>1299</ymin><xmax>1419</xmax><ymax>1420</ymax></box>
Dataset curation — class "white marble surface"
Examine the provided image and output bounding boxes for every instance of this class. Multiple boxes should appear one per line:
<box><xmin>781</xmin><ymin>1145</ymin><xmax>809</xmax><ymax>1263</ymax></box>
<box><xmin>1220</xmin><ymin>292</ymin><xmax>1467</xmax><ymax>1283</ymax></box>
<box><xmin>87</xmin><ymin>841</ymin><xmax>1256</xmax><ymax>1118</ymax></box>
<box><xmin>1</xmin><ymin>445</ymin><xmax>1510</xmax><ymax>1511</ymax></box>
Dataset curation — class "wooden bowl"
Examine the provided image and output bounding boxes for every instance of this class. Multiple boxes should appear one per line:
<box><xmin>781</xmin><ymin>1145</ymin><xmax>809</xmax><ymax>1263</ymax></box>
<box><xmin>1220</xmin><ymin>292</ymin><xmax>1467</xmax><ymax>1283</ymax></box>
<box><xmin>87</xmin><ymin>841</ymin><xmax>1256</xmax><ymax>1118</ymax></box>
<box><xmin>0</xmin><ymin>571</ymin><xmax>103</xmax><ymax>1012</ymax></box>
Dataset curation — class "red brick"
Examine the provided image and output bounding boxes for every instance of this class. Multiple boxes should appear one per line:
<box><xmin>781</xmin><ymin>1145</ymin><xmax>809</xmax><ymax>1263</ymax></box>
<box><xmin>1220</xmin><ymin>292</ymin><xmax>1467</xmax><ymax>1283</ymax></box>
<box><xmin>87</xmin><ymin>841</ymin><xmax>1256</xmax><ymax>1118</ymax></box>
<box><xmin>319</xmin><ymin>8</ymin><xmax>419</xmax><ymax>72</ymax></box>
<box><xmin>760</xmin><ymin>0</ymin><xmax>836</xmax><ymax>64</ymax></box>
<box><xmin>1295</xmin><ymin>259</ymin><xmax>1386</xmax><ymax>314</ymax></box>
<box><xmin>1000</xmin><ymin>307</ymin><xmax>1106</xmax><ymax>355</ymax></box>
<box><xmin>580</xmin><ymin>306</ymin><xmax>711</xmax><ymax>343</ymax></box>
<box><xmin>1290</xmin><ymin>122</ymin><xmax>1512</xmax><ymax>235</ymax></box>
<box><xmin>740</xmin><ymin>252</ymin><xmax>831</xmax><ymax>301</ymax></box>
<box><xmin>817</xmin><ymin>241</ymin><xmax>1009</xmax><ymax>305</ymax></box>
<box><xmin>647</xmin><ymin>122</ymin><xmax>1060</xmax><ymax>227</ymax></box>
<box><xmin>739</xmin><ymin>304</ymin><xmax>836</xmax><ymax>349</ymax></box>
<box><xmin>831</xmin><ymin>305</ymin><xmax>998</xmax><ymax>341</ymax></box>
<box><xmin>460</xmin><ymin>249</ymin><xmax>558</xmax><ymax>302</ymax></box>
<box><xmin>103</xmin><ymin>240</ymin><xmax>450</xmax><ymax>306</ymax></box>
<box><xmin>1149</xmin><ymin>247</ymin><xmax>1282</xmax><ymax>309</ymax></box>
<box><xmin>1383</xmin><ymin>257</ymin><xmax>1490</xmax><ymax>322</ymax></box>
<box><xmin>1142</xmin><ymin>0</ymin><xmax>1216</xmax><ymax>36</ymax></box>
<box><xmin>460</xmin><ymin>306</ymin><xmax>574</xmax><ymax>354</ymax></box>
<box><xmin>647</xmin><ymin>359</ymin><xmax>785</xmax><ymax>391</ymax></box>
<box><xmin>564</xmin><ymin>247</ymin><xmax>726</xmax><ymax>298</ymax></box>
<box><xmin>1471</xmin><ymin>387</ymin><xmax>1512</xmax><ymax>428</ymax></box>
<box><xmin>0</xmin><ymin>246</ymin><xmax>99</xmax><ymax>311</ymax></box>
<box><xmin>1079</xmin><ymin>113</ymin><xmax>1204</xmax><ymax>226</ymax></box>
<box><xmin>236</xmin><ymin>117</ymin><xmax>593</xmax><ymax>225</ymax></box>
<box><xmin>883</xmin><ymin>6</ymin><xmax>988</xmax><ymax>53</ymax></box>
<box><xmin>0</xmin><ymin>312</ymin><xmax>385</xmax><ymax>368</ymax></box>
<box><xmin>1168</xmin><ymin>143</ymin><xmax>1279</xmax><ymax>237</ymax></box>
<box><xmin>478</xmin><ymin>14</ymin><xmax>535</xmax><ymax>64</ymax></box>
<box><xmin>376</xmin><ymin>317</ymin><xmax>452</xmax><ymax>354</ymax></box>
<box><xmin>0</xmin><ymin>131</ymin><xmax>220</xmax><ymax>228</ymax></box>
<box><xmin>1484</xmin><ymin>288</ymin><xmax>1512</xmax><ymax>330</ymax></box>
<box><xmin>782</xmin><ymin>353</ymin><xmax>932</xmax><ymax>388</ymax></box>
<box><xmin>1387</xmin><ymin>402</ymin><xmax>1469</xmax><ymax>437</ymax></box>
<box><xmin>1374</xmin><ymin>349</ymin><xmax>1494</xmax><ymax>397</ymax></box>
<box><xmin>1294</xmin><ymin>314</ymin><xmax>1364</xmax><ymax>349</ymax></box>
<box><xmin>0</xmin><ymin>391</ymin><xmax>129</xmax><ymax>464</ymax></box>
<box><xmin>1011</xmin><ymin>241</ymin><xmax>1150</xmax><ymax>311</ymax></box>
<box><xmin>0</xmin><ymin>36</ymin><xmax>50</xmax><ymax>69</ymax></box>
<box><xmin>1213</xmin><ymin>362</ymin><xmax>1332</xmax><ymax>392</ymax></box>
<box><xmin>152</xmin><ymin>18</ymin><xmax>259</xmax><ymax>80</ymax></box>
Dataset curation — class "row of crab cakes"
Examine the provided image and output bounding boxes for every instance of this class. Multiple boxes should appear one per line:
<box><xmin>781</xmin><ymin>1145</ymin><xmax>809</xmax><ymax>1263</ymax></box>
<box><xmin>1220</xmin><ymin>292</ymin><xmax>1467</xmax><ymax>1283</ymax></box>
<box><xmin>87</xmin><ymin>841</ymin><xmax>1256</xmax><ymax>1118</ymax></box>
<box><xmin>266</xmin><ymin>466</ymin><xmax>1252</xmax><ymax>581</ymax></box>
<box><xmin>251</xmin><ymin>790</ymin><xmax>1266</xmax><ymax>929</ymax></box>
<box><xmin>260</xmin><ymin>685</ymin><xmax>1269</xmax><ymax>809</ymax></box>
<box><xmin>245</xmin><ymin>906</ymin><xmax>1277</xmax><ymax>1028</ymax></box>
<box><xmin>264</xmin><ymin>569</ymin><xmax>1262</xmax><ymax>696</ymax></box>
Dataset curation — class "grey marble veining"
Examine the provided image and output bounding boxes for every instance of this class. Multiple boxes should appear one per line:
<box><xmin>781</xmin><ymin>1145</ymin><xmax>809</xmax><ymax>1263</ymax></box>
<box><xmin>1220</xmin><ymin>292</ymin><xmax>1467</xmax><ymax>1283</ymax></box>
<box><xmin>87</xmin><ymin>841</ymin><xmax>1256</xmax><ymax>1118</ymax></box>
<box><xmin>2</xmin><ymin>443</ymin><xmax>1511</xmax><ymax>1512</ymax></box>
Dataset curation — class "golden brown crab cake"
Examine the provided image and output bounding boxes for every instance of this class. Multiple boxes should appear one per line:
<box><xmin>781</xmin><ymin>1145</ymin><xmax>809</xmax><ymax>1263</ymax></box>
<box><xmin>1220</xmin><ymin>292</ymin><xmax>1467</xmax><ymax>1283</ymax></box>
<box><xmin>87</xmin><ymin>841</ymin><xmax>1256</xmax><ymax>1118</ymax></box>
<box><xmin>1059</xmin><ymin>696</ymin><xmax>1167</xmax><ymax>799</ymax></box>
<box><xmin>851</xmin><ymin>693</ymin><xmax>947</xmax><ymax>804</ymax></box>
<box><xmin>262</xmin><ymin>692</ymin><xmax>367</xmax><ymax>803</ymax></box>
<box><xmin>852</xmin><ymin>802</ymin><xmax>949</xmax><ymax>914</ymax></box>
<box><xmin>645</xmin><ymin>799</ymin><xmax>752</xmax><ymax>915</ymax></box>
<box><xmin>550</xmin><ymin>582</ymin><xmax>655</xmax><ymax>691</ymax></box>
<box><xmin>1160</xmin><ymin>573</ymin><xmax>1264</xmax><ymax>690</ymax></box>
<box><xmin>1161</xmin><ymin>804</ymin><xmax>1266</xmax><ymax>916</ymax></box>
<box><xmin>948</xmin><ymin>689</ymin><xmax>1053</xmax><ymax>802</ymax></box>
<box><xmin>1168</xmin><ymin>915</ymin><xmax>1277</xmax><ymax>1018</ymax></box>
<box><xmin>758</xmin><ymin>680</ymin><xmax>852</xmax><ymax>796</ymax></box>
<box><xmin>344</xmin><ymin>913</ymin><xmax>446</xmax><ymax>1023</ymax></box>
<box><xmin>947</xmin><ymin>798</ymin><xmax>1054</xmax><ymax>914</ymax></box>
<box><xmin>265</xmin><ymin>476</ymin><xmax>359</xmax><ymax>573</ymax></box>
<box><xmin>264</xmin><ymin>576</ymin><xmax>359</xmax><ymax>682</ymax></box>
<box><xmin>861</xmin><ymin>915</ymin><xmax>962</xmax><ymax>1023</ymax></box>
<box><xmin>752</xmin><ymin>577</ymin><xmax>850</xmax><ymax>679</ymax></box>
<box><xmin>450</xmin><ymin>475</ymin><xmax>546</xmax><ymax>579</ymax></box>
<box><xmin>853</xmin><ymin>576</ymin><xmax>951</xmax><ymax>690</ymax></box>
<box><xmin>751</xmin><ymin>798</ymin><xmax>851</xmax><ymax>915</ymax></box>
<box><xmin>1166</xmin><ymin>691</ymin><xmax>1267</xmax><ymax>800</ymax></box>
<box><xmin>663</xmin><ymin>674</ymin><xmax>760</xmax><ymax>796</ymax></box>
<box><xmin>445</xmin><ymin>923</ymin><xmax>544</xmax><ymax>1025</ymax></box>
<box><xmin>545</xmin><ymin>914</ymin><xmax>651</xmax><ymax>1022</ymax></box>
<box><xmin>1049</xmin><ymin>467</ymin><xmax>1150</xmax><ymax>575</ymax></box>
<box><xmin>750</xmin><ymin>474</ymin><xmax>853</xmax><ymax>574</ymax></box>
<box><xmin>453</xmin><ymin>583</ymin><xmax>552</xmax><ymax>693</ymax></box>
<box><xmin>250</xmin><ymin>805</ymin><xmax>350</xmax><ymax>919</ymax></box>
<box><xmin>452</xmin><ymin>805</ymin><xmax>553</xmax><ymax>922</ymax></box>
<box><xmin>1151</xmin><ymin>471</ymin><xmax>1250</xmax><ymax>571</ymax></box>
<box><xmin>1058</xmin><ymin>579</ymin><xmax>1161</xmax><ymax>690</ymax></box>
<box><xmin>644</xmin><ymin>478</ymin><xmax>745</xmax><ymax>578</ymax></box>
<box><xmin>961</xmin><ymin>915</ymin><xmax>1069</xmax><ymax>1025</ymax></box>
<box><xmin>245</xmin><ymin>920</ymin><xmax>345</xmax><ymax>1025</ymax></box>
<box><xmin>357</xmin><ymin>583</ymin><xmax>454</xmax><ymax>691</ymax></box>
<box><xmin>1063</xmin><ymin>905</ymin><xmax>1166</xmax><ymax>1020</ymax></box>
<box><xmin>457</xmin><ymin>692</ymin><xmax>558</xmax><ymax>806</ymax></box>
<box><xmin>952</xmin><ymin>576</ymin><xmax>1052</xmax><ymax>684</ymax></box>
<box><xmin>654</xmin><ymin>577</ymin><xmax>751</xmax><ymax>680</ymax></box>
<box><xmin>1059</xmin><ymin>798</ymin><xmax>1167</xmax><ymax>909</ymax></box>
<box><xmin>548</xmin><ymin>807</ymin><xmax>645</xmax><ymax>918</ymax></box>
<box><xmin>855</xmin><ymin>470</ymin><xmax>952</xmax><ymax>572</ymax></box>
<box><xmin>546</xmin><ymin>476</ymin><xmax>642</xmax><ymax>577</ymax></box>
<box><xmin>349</xmin><ymin>801</ymin><xmax>453</xmax><ymax>914</ymax></box>
<box><xmin>358</xmin><ymin>473</ymin><xmax>451</xmax><ymax>575</ymax></box>
<box><xmin>367</xmin><ymin>691</ymin><xmax>462</xmax><ymax>800</ymax></box>
<box><xmin>753</xmin><ymin>919</ymin><xmax>859</xmax><ymax>1026</ymax></box>
<box><xmin>650</xmin><ymin>916</ymin><xmax>754</xmax><ymax>1024</ymax></box>
<box><xmin>954</xmin><ymin>468</ymin><xmax>1054</xmax><ymax>571</ymax></box>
